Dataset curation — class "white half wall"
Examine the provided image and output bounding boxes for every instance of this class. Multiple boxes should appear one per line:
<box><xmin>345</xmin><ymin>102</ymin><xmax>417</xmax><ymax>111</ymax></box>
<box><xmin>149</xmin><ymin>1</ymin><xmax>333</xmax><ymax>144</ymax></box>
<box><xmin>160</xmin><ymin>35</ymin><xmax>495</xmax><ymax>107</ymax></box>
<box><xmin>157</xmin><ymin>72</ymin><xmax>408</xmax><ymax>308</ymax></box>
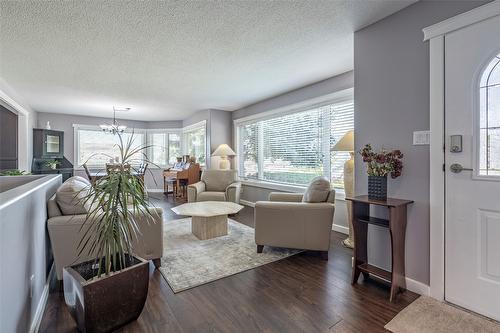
<box><xmin>0</xmin><ymin>175</ymin><xmax>61</xmax><ymax>333</ymax></box>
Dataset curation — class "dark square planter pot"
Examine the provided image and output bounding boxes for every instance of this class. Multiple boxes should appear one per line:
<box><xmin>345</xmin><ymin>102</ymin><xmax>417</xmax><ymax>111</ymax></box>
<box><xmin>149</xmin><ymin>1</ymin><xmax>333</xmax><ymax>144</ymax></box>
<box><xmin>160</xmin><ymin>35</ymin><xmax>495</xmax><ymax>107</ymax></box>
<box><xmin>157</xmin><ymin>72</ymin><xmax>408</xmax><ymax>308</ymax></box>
<box><xmin>63</xmin><ymin>255</ymin><xmax>149</xmax><ymax>333</ymax></box>
<box><xmin>368</xmin><ymin>175</ymin><xmax>387</xmax><ymax>200</ymax></box>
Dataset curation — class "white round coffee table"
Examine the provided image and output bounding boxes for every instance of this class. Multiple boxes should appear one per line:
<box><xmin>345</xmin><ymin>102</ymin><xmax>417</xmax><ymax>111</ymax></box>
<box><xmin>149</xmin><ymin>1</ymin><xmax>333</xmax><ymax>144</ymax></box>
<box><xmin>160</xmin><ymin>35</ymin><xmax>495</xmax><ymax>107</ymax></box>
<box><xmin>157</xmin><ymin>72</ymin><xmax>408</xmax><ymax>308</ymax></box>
<box><xmin>171</xmin><ymin>201</ymin><xmax>244</xmax><ymax>240</ymax></box>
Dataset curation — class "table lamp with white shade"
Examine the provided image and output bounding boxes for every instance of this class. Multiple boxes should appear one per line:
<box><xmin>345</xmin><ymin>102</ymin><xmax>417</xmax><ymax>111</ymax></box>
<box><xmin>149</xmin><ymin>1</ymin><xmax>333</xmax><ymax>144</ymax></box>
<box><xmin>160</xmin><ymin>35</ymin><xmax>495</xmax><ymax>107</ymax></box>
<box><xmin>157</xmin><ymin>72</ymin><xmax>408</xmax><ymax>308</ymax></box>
<box><xmin>212</xmin><ymin>144</ymin><xmax>236</xmax><ymax>170</ymax></box>
<box><xmin>332</xmin><ymin>130</ymin><xmax>355</xmax><ymax>249</ymax></box>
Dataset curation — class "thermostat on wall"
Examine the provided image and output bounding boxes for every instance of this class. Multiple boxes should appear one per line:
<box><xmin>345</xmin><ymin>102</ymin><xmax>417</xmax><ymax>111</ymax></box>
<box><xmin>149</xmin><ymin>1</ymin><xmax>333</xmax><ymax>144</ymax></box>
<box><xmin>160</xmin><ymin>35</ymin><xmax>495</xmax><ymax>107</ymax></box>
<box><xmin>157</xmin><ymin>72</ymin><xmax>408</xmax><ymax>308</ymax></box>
<box><xmin>413</xmin><ymin>130</ymin><xmax>430</xmax><ymax>145</ymax></box>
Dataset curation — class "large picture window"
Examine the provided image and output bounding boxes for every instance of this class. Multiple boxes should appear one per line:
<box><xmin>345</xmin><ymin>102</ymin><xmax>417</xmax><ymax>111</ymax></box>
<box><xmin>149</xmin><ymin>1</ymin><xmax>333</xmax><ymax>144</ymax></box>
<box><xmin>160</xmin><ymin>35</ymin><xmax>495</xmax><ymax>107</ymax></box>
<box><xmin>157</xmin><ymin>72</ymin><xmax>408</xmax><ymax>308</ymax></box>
<box><xmin>75</xmin><ymin>126</ymin><xmax>181</xmax><ymax>168</ymax></box>
<box><xmin>75</xmin><ymin>127</ymin><xmax>146</xmax><ymax>167</ymax></box>
<box><xmin>236</xmin><ymin>100</ymin><xmax>354</xmax><ymax>189</ymax></box>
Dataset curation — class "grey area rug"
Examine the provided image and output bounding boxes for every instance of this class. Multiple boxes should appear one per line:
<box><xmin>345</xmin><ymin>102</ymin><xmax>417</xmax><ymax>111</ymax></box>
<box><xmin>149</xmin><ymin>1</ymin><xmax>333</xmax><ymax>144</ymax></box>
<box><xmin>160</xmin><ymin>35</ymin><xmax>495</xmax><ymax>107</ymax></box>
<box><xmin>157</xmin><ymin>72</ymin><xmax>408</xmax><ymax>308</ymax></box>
<box><xmin>159</xmin><ymin>218</ymin><xmax>301</xmax><ymax>293</ymax></box>
<box><xmin>385</xmin><ymin>296</ymin><xmax>500</xmax><ymax>333</ymax></box>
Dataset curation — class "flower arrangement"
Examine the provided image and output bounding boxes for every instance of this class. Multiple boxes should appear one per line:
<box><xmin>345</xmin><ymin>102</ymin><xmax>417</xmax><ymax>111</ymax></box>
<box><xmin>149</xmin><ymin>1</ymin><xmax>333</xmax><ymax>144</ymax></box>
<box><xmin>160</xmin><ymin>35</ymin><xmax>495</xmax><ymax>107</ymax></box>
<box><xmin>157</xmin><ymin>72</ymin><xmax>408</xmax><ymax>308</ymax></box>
<box><xmin>359</xmin><ymin>144</ymin><xmax>403</xmax><ymax>178</ymax></box>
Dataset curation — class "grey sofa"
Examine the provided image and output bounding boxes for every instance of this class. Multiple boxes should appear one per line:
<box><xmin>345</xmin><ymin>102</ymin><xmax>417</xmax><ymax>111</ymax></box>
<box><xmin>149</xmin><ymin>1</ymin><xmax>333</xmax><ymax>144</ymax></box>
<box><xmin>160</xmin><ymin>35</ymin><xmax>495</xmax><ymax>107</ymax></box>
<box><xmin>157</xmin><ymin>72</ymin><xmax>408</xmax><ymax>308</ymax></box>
<box><xmin>254</xmin><ymin>190</ymin><xmax>335</xmax><ymax>259</ymax></box>
<box><xmin>187</xmin><ymin>169</ymin><xmax>241</xmax><ymax>203</ymax></box>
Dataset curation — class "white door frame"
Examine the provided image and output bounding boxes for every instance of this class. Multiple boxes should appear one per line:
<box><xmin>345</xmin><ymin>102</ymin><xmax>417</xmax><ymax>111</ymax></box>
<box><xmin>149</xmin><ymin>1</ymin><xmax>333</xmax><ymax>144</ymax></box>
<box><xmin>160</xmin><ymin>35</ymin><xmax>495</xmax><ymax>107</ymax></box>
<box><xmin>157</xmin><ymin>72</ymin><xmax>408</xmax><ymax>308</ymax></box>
<box><xmin>424</xmin><ymin>0</ymin><xmax>500</xmax><ymax>301</ymax></box>
<box><xmin>0</xmin><ymin>89</ymin><xmax>31</xmax><ymax>172</ymax></box>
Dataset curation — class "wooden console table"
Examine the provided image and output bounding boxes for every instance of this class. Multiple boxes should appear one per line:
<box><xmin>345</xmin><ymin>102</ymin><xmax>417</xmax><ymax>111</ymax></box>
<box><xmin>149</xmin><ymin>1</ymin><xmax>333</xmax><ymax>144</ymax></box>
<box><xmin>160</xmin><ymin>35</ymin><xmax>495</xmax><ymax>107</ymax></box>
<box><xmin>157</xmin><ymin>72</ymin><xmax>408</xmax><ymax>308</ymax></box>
<box><xmin>346</xmin><ymin>195</ymin><xmax>413</xmax><ymax>302</ymax></box>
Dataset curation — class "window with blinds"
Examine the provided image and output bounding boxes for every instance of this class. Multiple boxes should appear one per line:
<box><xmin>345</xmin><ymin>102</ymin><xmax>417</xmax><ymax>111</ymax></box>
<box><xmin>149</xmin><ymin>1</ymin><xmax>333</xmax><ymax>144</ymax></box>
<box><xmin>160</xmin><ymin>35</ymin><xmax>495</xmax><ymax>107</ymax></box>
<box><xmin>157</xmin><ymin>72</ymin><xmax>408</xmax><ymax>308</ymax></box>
<box><xmin>236</xmin><ymin>100</ymin><xmax>354</xmax><ymax>189</ymax></box>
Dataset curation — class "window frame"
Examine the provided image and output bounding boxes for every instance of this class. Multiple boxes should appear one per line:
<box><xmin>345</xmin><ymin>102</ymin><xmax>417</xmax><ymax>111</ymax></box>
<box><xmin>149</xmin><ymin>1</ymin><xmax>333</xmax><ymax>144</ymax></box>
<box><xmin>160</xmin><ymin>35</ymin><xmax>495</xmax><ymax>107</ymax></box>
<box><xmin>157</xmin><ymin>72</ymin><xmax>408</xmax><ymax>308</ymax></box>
<box><xmin>473</xmin><ymin>52</ymin><xmax>500</xmax><ymax>181</ymax></box>
<box><xmin>73</xmin><ymin>124</ymin><xmax>182</xmax><ymax>169</ymax></box>
<box><xmin>233</xmin><ymin>88</ymin><xmax>354</xmax><ymax>196</ymax></box>
<box><xmin>182</xmin><ymin>120</ymin><xmax>208</xmax><ymax>167</ymax></box>
<box><xmin>146</xmin><ymin>128</ymin><xmax>183</xmax><ymax>168</ymax></box>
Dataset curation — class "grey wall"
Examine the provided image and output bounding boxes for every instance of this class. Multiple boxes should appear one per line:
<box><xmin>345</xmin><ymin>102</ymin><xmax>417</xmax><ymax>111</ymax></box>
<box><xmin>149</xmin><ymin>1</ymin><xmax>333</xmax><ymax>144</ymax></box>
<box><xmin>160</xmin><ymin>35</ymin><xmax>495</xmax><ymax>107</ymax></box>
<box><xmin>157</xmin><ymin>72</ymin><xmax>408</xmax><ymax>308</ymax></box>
<box><xmin>233</xmin><ymin>70</ymin><xmax>353</xmax><ymax>120</ymax></box>
<box><xmin>209</xmin><ymin>110</ymin><xmax>232</xmax><ymax>153</ymax></box>
<box><xmin>354</xmin><ymin>0</ymin><xmax>490</xmax><ymax>285</ymax></box>
<box><xmin>209</xmin><ymin>109</ymin><xmax>233</xmax><ymax>168</ymax></box>
<box><xmin>182</xmin><ymin>109</ymin><xmax>211</xmax><ymax>128</ymax></box>
<box><xmin>0</xmin><ymin>175</ymin><xmax>61</xmax><ymax>333</ymax></box>
<box><xmin>146</xmin><ymin>120</ymin><xmax>183</xmax><ymax>129</ymax></box>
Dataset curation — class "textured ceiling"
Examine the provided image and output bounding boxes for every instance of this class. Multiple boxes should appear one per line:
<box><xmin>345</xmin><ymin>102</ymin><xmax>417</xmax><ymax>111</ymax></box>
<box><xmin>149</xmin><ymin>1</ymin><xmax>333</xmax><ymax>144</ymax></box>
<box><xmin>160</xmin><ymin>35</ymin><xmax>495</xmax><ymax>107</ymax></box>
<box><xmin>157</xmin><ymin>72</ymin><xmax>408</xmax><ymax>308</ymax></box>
<box><xmin>0</xmin><ymin>0</ymin><xmax>415</xmax><ymax>121</ymax></box>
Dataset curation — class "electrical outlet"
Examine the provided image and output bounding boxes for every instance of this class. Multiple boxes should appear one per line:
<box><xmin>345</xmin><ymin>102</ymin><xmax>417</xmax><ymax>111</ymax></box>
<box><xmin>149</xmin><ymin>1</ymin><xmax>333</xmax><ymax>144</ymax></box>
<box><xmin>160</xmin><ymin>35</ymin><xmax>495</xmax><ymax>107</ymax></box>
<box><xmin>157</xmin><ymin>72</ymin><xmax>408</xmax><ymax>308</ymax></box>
<box><xmin>413</xmin><ymin>130</ymin><xmax>430</xmax><ymax>145</ymax></box>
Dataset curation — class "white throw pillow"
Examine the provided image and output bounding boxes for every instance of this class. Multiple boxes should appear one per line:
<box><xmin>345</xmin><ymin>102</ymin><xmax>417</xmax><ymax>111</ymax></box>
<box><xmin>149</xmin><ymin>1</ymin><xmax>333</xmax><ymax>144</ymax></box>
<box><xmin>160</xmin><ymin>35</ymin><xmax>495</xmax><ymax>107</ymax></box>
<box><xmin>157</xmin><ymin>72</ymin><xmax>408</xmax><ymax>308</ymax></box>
<box><xmin>72</xmin><ymin>175</ymin><xmax>91</xmax><ymax>185</ymax></box>
<box><xmin>302</xmin><ymin>176</ymin><xmax>331</xmax><ymax>203</ymax></box>
<box><xmin>56</xmin><ymin>176</ymin><xmax>91</xmax><ymax>215</ymax></box>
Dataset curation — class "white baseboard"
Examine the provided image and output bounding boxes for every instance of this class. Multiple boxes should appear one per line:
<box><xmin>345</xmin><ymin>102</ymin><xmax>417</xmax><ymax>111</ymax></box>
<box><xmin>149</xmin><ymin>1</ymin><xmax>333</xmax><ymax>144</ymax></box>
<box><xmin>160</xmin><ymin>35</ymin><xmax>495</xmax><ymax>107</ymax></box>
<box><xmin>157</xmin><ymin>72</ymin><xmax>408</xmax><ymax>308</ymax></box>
<box><xmin>30</xmin><ymin>263</ymin><xmax>55</xmax><ymax>333</ymax></box>
<box><xmin>240</xmin><ymin>199</ymin><xmax>255</xmax><ymax>207</ymax></box>
<box><xmin>406</xmin><ymin>276</ymin><xmax>430</xmax><ymax>296</ymax></box>
<box><xmin>332</xmin><ymin>224</ymin><xmax>349</xmax><ymax>235</ymax></box>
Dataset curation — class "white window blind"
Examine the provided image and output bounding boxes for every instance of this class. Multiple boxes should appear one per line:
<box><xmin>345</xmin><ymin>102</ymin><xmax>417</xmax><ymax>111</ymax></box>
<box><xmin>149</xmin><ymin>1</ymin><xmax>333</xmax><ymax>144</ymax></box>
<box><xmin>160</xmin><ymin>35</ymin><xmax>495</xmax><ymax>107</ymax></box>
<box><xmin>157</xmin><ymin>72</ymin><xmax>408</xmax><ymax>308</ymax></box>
<box><xmin>237</xmin><ymin>100</ymin><xmax>354</xmax><ymax>189</ymax></box>
<box><xmin>261</xmin><ymin>107</ymin><xmax>326</xmax><ymax>184</ymax></box>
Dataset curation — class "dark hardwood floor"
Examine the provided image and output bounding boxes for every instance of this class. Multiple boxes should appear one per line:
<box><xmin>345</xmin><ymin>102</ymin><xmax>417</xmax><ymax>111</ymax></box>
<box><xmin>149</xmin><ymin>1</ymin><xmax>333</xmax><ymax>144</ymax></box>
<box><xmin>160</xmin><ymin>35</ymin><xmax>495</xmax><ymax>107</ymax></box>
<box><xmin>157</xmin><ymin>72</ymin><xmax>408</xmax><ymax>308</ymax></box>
<box><xmin>39</xmin><ymin>193</ymin><xmax>418</xmax><ymax>333</ymax></box>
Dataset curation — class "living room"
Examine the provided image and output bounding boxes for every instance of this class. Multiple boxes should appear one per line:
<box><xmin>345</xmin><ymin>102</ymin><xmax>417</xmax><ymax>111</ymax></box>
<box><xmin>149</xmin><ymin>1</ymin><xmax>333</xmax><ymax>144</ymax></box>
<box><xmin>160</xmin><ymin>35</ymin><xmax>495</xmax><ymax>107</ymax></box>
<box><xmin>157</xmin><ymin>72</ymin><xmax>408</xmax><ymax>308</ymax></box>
<box><xmin>1</xmin><ymin>1</ymin><xmax>500</xmax><ymax>332</ymax></box>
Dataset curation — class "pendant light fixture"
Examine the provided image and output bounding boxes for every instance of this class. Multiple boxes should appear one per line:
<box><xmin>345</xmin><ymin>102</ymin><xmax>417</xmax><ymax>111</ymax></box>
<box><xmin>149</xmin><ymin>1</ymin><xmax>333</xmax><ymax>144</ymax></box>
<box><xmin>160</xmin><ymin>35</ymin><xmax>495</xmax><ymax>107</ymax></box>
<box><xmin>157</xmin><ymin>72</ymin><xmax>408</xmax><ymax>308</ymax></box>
<box><xmin>100</xmin><ymin>106</ymin><xmax>129</xmax><ymax>134</ymax></box>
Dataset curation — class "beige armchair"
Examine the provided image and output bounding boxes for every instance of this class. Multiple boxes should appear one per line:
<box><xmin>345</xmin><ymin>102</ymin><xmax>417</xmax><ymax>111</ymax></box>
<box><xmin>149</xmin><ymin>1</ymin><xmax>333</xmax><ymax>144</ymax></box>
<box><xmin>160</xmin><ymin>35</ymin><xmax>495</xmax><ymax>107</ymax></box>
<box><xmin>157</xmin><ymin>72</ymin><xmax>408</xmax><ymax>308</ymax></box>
<box><xmin>47</xmin><ymin>195</ymin><xmax>164</xmax><ymax>280</ymax></box>
<box><xmin>254</xmin><ymin>190</ymin><xmax>335</xmax><ymax>259</ymax></box>
<box><xmin>187</xmin><ymin>169</ymin><xmax>241</xmax><ymax>203</ymax></box>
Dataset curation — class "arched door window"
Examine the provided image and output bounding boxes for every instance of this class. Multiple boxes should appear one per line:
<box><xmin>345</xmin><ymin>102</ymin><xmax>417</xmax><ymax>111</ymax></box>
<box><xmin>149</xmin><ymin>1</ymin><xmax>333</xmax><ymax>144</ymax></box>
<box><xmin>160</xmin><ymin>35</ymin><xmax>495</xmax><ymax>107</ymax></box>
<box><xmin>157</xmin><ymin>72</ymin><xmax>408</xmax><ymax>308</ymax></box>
<box><xmin>479</xmin><ymin>54</ymin><xmax>500</xmax><ymax>176</ymax></box>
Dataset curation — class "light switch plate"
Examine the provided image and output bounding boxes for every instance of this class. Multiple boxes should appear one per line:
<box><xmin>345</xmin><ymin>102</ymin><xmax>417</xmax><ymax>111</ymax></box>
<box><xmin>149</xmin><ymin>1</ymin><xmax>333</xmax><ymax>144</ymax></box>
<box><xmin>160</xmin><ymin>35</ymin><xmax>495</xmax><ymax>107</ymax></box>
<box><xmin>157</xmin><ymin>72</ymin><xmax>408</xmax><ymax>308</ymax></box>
<box><xmin>413</xmin><ymin>130</ymin><xmax>430</xmax><ymax>145</ymax></box>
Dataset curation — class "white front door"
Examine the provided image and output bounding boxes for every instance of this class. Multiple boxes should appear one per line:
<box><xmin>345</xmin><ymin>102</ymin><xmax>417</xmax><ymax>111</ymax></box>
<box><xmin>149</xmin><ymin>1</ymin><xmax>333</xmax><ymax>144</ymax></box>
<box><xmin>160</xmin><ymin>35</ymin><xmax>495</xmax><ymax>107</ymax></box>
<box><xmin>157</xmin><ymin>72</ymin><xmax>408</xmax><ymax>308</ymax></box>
<box><xmin>445</xmin><ymin>13</ymin><xmax>500</xmax><ymax>320</ymax></box>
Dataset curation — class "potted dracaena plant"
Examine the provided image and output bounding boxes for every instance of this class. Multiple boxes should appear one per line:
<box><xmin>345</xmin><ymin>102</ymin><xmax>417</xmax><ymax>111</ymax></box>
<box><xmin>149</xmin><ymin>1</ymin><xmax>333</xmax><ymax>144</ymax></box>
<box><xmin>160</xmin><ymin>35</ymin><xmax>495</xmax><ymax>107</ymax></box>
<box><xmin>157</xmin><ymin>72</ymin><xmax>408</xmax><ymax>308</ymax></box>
<box><xmin>63</xmin><ymin>131</ymin><xmax>157</xmax><ymax>333</ymax></box>
<box><xmin>359</xmin><ymin>144</ymin><xmax>403</xmax><ymax>200</ymax></box>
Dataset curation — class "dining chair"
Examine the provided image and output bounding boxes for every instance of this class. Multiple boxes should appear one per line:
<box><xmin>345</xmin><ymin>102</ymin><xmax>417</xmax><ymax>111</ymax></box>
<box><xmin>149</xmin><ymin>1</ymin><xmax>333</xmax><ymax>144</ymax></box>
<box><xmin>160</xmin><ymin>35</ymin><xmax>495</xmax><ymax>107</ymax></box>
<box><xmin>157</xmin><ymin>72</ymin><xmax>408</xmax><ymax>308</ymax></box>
<box><xmin>138</xmin><ymin>163</ymin><xmax>148</xmax><ymax>176</ymax></box>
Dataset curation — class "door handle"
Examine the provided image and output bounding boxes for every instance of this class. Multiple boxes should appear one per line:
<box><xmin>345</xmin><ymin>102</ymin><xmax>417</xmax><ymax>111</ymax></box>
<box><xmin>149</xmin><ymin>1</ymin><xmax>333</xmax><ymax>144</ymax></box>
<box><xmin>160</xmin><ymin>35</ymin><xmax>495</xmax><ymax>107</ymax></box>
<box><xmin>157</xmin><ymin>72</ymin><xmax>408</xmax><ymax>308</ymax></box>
<box><xmin>450</xmin><ymin>163</ymin><xmax>473</xmax><ymax>173</ymax></box>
